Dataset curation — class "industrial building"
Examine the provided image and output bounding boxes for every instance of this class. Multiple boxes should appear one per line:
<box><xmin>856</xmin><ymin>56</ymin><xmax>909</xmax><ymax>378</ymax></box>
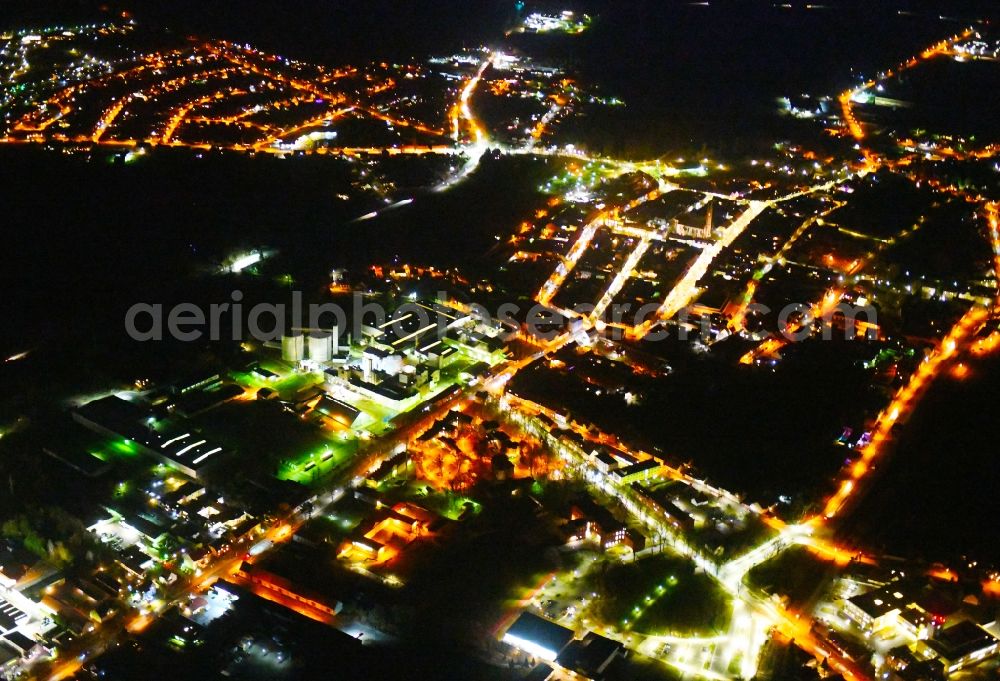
<box><xmin>73</xmin><ymin>395</ymin><xmax>227</xmax><ymax>478</ymax></box>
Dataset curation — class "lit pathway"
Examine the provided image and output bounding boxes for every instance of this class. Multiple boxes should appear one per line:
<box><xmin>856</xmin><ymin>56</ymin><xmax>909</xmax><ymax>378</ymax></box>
<box><xmin>817</xmin><ymin>304</ymin><xmax>989</xmax><ymax>520</ymax></box>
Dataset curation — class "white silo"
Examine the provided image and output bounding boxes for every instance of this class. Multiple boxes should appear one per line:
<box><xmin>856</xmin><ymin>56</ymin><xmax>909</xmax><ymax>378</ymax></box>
<box><xmin>281</xmin><ymin>333</ymin><xmax>305</xmax><ymax>362</ymax></box>
<box><xmin>308</xmin><ymin>333</ymin><xmax>333</xmax><ymax>362</ymax></box>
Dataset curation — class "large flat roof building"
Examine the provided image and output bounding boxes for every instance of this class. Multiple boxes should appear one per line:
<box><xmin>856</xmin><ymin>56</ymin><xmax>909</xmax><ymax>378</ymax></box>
<box><xmin>503</xmin><ymin>612</ymin><xmax>575</xmax><ymax>662</ymax></box>
<box><xmin>844</xmin><ymin>582</ymin><xmax>914</xmax><ymax>633</ymax></box>
<box><xmin>73</xmin><ymin>395</ymin><xmax>226</xmax><ymax>478</ymax></box>
<box><xmin>917</xmin><ymin>621</ymin><xmax>1000</xmax><ymax>674</ymax></box>
<box><xmin>557</xmin><ymin>631</ymin><xmax>625</xmax><ymax>679</ymax></box>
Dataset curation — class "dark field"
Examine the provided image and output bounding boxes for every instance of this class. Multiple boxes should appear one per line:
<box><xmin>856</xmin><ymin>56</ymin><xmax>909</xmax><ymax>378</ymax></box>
<box><xmin>838</xmin><ymin>351</ymin><xmax>1000</xmax><ymax>566</ymax></box>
